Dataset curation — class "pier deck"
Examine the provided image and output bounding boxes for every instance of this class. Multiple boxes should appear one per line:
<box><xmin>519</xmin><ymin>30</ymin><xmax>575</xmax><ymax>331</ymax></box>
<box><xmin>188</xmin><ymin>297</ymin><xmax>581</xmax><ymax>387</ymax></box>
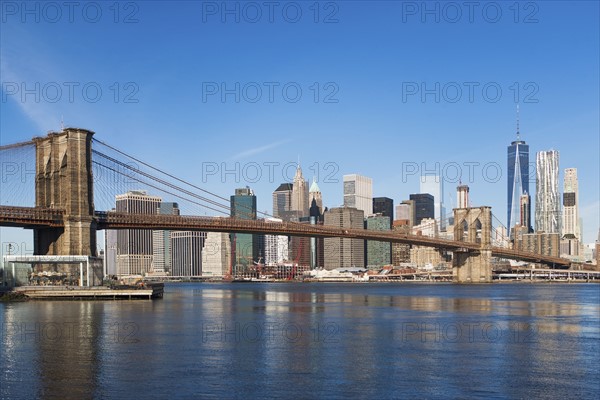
<box><xmin>13</xmin><ymin>283</ymin><xmax>164</xmax><ymax>300</ymax></box>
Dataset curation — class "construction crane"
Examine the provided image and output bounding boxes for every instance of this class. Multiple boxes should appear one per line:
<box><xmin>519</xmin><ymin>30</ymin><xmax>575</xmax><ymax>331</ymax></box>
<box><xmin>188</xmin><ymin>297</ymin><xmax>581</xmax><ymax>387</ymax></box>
<box><xmin>253</xmin><ymin>256</ymin><xmax>264</xmax><ymax>278</ymax></box>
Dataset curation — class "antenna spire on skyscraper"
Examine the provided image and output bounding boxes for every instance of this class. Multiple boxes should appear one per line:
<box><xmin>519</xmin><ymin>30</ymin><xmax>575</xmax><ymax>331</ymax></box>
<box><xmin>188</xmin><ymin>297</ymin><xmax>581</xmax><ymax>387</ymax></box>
<box><xmin>516</xmin><ymin>104</ymin><xmax>520</xmax><ymax>140</ymax></box>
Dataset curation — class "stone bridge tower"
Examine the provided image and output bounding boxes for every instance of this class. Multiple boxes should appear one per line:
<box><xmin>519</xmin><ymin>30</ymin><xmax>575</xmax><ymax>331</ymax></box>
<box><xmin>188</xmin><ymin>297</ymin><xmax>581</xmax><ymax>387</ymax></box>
<box><xmin>453</xmin><ymin>206</ymin><xmax>492</xmax><ymax>283</ymax></box>
<box><xmin>33</xmin><ymin>128</ymin><xmax>97</xmax><ymax>256</ymax></box>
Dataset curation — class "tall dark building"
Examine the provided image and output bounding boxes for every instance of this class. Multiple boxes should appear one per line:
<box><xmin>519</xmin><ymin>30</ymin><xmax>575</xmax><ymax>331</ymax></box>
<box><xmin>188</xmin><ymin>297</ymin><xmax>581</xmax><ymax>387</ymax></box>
<box><xmin>230</xmin><ymin>187</ymin><xmax>258</xmax><ymax>274</ymax></box>
<box><xmin>409</xmin><ymin>193</ymin><xmax>434</xmax><ymax>225</ymax></box>
<box><xmin>520</xmin><ymin>193</ymin><xmax>533</xmax><ymax>233</ymax></box>
<box><xmin>272</xmin><ymin>183</ymin><xmax>293</xmax><ymax>218</ymax></box>
<box><xmin>373</xmin><ymin>197</ymin><xmax>394</xmax><ymax>228</ymax></box>
<box><xmin>309</xmin><ymin>197</ymin><xmax>324</xmax><ymax>269</ymax></box>
<box><xmin>507</xmin><ymin>109</ymin><xmax>530</xmax><ymax>233</ymax></box>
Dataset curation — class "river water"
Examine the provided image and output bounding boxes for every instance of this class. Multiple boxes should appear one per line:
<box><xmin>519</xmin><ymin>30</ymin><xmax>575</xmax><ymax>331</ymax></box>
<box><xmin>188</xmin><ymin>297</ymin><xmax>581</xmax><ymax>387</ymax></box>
<box><xmin>1</xmin><ymin>283</ymin><xmax>599</xmax><ymax>399</ymax></box>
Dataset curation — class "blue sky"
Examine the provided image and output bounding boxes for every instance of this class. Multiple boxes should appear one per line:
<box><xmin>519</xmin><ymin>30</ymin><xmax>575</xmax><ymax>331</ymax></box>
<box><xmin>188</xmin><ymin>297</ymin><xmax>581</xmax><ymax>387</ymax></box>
<box><xmin>1</xmin><ymin>1</ymin><xmax>599</xmax><ymax>247</ymax></box>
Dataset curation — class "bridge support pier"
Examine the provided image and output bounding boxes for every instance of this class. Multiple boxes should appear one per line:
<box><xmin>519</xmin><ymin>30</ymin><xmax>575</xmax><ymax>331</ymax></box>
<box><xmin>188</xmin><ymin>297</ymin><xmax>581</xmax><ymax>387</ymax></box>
<box><xmin>452</xmin><ymin>206</ymin><xmax>492</xmax><ymax>283</ymax></box>
<box><xmin>33</xmin><ymin>128</ymin><xmax>97</xmax><ymax>257</ymax></box>
<box><xmin>453</xmin><ymin>249</ymin><xmax>492</xmax><ymax>283</ymax></box>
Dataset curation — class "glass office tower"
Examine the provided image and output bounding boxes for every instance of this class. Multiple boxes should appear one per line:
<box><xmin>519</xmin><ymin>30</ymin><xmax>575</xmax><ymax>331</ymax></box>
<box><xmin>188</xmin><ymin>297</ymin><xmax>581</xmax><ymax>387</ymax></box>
<box><xmin>507</xmin><ymin>138</ymin><xmax>530</xmax><ymax>234</ymax></box>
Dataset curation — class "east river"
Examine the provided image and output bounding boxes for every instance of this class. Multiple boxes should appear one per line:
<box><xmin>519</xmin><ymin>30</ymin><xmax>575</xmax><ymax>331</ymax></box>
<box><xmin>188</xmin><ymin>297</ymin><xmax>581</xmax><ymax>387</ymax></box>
<box><xmin>1</xmin><ymin>283</ymin><xmax>599</xmax><ymax>399</ymax></box>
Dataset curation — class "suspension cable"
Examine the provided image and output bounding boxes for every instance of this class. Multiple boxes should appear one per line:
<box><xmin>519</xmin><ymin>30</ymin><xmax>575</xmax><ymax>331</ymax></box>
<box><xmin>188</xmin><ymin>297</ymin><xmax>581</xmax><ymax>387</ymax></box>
<box><xmin>92</xmin><ymin>138</ymin><xmax>277</xmax><ymax>219</ymax></box>
<box><xmin>92</xmin><ymin>161</ymin><xmax>230</xmax><ymax>216</ymax></box>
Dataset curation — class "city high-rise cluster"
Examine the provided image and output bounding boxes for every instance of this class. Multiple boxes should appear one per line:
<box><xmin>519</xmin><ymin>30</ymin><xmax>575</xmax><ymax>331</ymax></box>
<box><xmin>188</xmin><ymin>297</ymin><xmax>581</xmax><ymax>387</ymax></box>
<box><xmin>507</xmin><ymin>109</ymin><xmax>585</xmax><ymax>260</ymax></box>
<box><xmin>104</xmin><ymin>112</ymin><xmax>593</xmax><ymax>278</ymax></box>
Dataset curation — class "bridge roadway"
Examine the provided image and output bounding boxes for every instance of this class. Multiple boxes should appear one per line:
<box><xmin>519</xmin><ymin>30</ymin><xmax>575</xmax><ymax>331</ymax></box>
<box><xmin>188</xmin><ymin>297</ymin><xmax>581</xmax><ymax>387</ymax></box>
<box><xmin>0</xmin><ymin>206</ymin><xmax>65</xmax><ymax>228</ymax></box>
<box><xmin>0</xmin><ymin>206</ymin><xmax>571</xmax><ymax>267</ymax></box>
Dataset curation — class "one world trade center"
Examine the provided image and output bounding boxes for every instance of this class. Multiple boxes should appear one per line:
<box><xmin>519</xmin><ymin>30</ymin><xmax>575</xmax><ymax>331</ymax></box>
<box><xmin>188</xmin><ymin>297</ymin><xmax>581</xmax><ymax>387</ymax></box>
<box><xmin>507</xmin><ymin>108</ymin><xmax>530</xmax><ymax>236</ymax></box>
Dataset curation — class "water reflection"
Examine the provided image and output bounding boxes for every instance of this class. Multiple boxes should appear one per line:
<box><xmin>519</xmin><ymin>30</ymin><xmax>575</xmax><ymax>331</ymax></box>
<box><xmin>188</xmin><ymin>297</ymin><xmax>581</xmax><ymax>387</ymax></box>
<box><xmin>1</xmin><ymin>301</ymin><xmax>104</xmax><ymax>399</ymax></box>
<box><xmin>1</xmin><ymin>283</ymin><xmax>598</xmax><ymax>399</ymax></box>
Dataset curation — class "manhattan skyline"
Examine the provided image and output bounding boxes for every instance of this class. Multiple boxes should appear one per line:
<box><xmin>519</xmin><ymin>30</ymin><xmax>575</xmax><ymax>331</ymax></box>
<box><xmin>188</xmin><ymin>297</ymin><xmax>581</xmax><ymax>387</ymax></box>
<box><xmin>1</xmin><ymin>3</ymin><xmax>599</xmax><ymax>399</ymax></box>
<box><xmin>1</xmin><ymin>1</ymin><xmax>598</xmax><ymax>245</ymax></box>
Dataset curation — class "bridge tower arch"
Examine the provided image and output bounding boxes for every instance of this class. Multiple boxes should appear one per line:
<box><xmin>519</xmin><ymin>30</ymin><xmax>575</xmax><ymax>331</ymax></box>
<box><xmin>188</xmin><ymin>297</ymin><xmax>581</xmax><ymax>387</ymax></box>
<box><xmin>453</xmin><ymin>206</ymin><xmax>492</xmax><ymax>283</ymax></box>
<box><xmin>33</xmin><ymin>128</ymin><xmax>97</xmax><ymax>256</ymax></box>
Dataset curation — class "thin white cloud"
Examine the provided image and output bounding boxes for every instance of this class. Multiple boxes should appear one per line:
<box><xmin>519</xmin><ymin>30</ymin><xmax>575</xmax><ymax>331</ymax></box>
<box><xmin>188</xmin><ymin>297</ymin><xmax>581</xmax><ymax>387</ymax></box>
<box><xmin>229</xmin><ymin>139</ymin><xmax>292</xmax><ymax>160</ymax></box>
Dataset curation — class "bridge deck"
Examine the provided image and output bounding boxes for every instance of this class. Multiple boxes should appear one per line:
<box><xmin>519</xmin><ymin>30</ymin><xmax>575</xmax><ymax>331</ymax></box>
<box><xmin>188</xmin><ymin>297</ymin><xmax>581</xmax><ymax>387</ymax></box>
<box><xmin>0</xmin><ymin>206</ymin><xmax>65</xmax><ymax>228</ymax></box>
<box><xmin>0</xmin><ymin>206</ymin><xmax>572</xmax><ymax>267</ymax></box>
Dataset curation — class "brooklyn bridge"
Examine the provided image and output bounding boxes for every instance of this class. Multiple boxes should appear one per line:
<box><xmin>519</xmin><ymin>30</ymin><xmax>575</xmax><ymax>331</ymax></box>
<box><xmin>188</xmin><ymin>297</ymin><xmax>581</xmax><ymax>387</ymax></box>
<box><xmin>0</xmin><ymin>128</ymin><xmax>575</xmax><ymax>284</ymax></box>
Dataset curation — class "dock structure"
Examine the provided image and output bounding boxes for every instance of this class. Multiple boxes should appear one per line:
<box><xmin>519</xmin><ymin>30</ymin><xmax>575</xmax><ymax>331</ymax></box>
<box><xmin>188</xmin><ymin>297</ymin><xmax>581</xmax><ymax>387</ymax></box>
<box><xmin>368</xmin><ymin>270</ymin><xmax>453</xmax><ymax>282</ymax></box>
<box><xmin>13</xmin><ymin>283</ymin><xmax>164</xmax><ymax>300</ymax></box>
<box><xmin>2</xmin><ymin>255</ymin><xmax>103</xmax><ymax>287</ymax></box>
<box><xmin>2</xmin><ymin>254</ymin><xmax>163</xmax><ymax>299</ymax></box>
<box><xmin>495</xmin><ymin>268</ymin><xmax>600</xmax><ymax>282</ymax></box>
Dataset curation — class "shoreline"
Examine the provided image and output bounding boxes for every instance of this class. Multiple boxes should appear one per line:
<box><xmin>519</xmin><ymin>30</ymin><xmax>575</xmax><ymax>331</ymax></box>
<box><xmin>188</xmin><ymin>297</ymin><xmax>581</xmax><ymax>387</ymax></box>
<box><xmin>2</xmin><ymin>279</ymin><xmax>598</xmax><ymax>301</ymax></box>
<box><xmin>168</xmin><ymin>279</ymin><xmax>600</xmax><ymax>284</ymax></box>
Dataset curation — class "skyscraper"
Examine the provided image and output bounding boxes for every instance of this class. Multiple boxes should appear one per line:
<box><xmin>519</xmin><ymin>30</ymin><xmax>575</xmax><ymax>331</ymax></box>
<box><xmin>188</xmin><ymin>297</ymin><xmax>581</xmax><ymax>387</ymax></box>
<box><xmin>535</xmin><ymin>150</ymin><xmax>560</xmax><ymax>234</ymax></box>
<box><xmin>392</xmin><ymin>220</ymin><xmax>411</xmax><ymax>265</ymax></box>
<box><xmin>152</xmin><ymin>202</ymin><xmax>179</xmax><ymax>274</ymax></box>
<box><xmin>291</xmin><ymin>165</ymin><xmax>309</xmax><ymax>216</ymax></box>
<box><xmin>290</xmin><ymin>227</ymin><xmax>311</xmax><ymax>267</ymax></box>
<box><xmin>324</xmin><ymin>207</ymin><xmax>365</xmax><ymax>269</ymax></box>
<box><xmin>287</xmin><ymin>167</ymin><xmax>310</xmax><ymax>266</ymax></box>
<box><xmin>230</xmin><ymin>187</ymin><xmax>258</xmax><ymax>273</ymax></box>
<box><xmin>104</xmin><ymin>229</ymin><xmax>117</xmax><ymax>276</ymax></box>
<box><xmin>115</xmin><ymin>191</ymin><xmax>161</xmax><ymax>276</ymax></box>
<box><xmin>420</xmin><ymin>175</ymin><xmax>445</xmax><ymax>230</ymax></box>
<box><xmin>171</xmin><ymin>231</ymin><xmax>205</xmax><ymax>277</ymax></box>
<box><xmin>562</xmin><ymin>168</ymin><xmax>580</xmax><ymax>240</ymax></box>
<box><xmin>309</xmin><ymin>214</ymin><xmax>325</xmax><ymax>269</ymax></box>
<box><xmin>519</xmin><ymin>193</ymin><xmax>532</xmax><ymax>233</ymax></box>
<box><xmin>366</xmin><ymin>214</ymin><xmax>391</xmax><ymax>269</ymax></box>
<box><xmin>201</xmin><ymin>230</ymin><xmax>231</xmax><ymax>276</ymax></box>
<box><xmin>272</xmin><ymin>183</ymin><xmax>293</xmax><ymax>218</ymax></box>
<box><xmin>343</xmin><ymin>174</ymin><xmax>373</xmax><ymax>216</ymax></box>
<box><xmin>396</xmin><ymin>200</ymin><xmax>415</xmax><ymax>226</ymax></box>
<box><xmin>373</xmin><ymin>197</ymin><xmax>394</xmax><ymax>228</ymax></box>
<box><xmin>309</xmin><ymin>179</ymin><xmax>323</xmax><ymax>215</ymax></box>
<box><xmin>308</xmin><ymin>183</ymin><xmax>325</xmax><ymax>269</ymax></box>
<box><xmin>409</xmin><ymin>193</ymin><xmax>434</xmax><ymax>226</ymax></box>
<box><xmin>507</xmin><ymin>113</ymin><xmax>530</xmax><ymax>233</ymax></box>
<box><xmin>264</xmin><ymin>218</ymin><xmax>289</xmax><ymax>266</ymax></box>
